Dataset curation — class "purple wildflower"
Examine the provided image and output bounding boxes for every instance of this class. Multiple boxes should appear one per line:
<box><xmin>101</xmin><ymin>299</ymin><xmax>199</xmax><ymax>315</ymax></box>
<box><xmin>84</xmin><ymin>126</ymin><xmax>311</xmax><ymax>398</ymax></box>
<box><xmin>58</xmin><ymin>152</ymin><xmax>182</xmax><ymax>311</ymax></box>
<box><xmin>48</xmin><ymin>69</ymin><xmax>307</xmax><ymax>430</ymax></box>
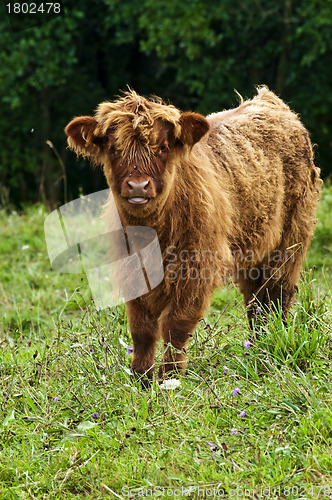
<box><xmin>54</xmin><ymin>396</ymin><xmax>59</xmax><ymax>403</ymax></box>
<box><xmin>92</xmin><ymin>412</ymin><xmax>99</xmax><ymax>419</ymax></box>
<box><xmin>206</xmin><ymin>441</ymin><xmax>218</xmax><ymax>452</ymax></box>
<box><xmin>206</xmin><ymin>441</ymin><xmax>218</xmax><ymax>459</ymax></box>
<box><xmin>239</xmin><ymin>411</ymin><xmax>246</xmax><ymax>419</ymax></box>
<box><xmin>244</xmin><ymin>340</ymin><xmax>250</xmax><ymax>349</ymax></box>
<box><xmin>232</xmin><ymin>387</ymin><xmax>240</xmax><ymax>397</ymax></box>
<box><xmin>90</xmin><ymin>349</ymin><xmax>94</xmax><ymax>354</ymax></box>
<box><xmin>126</xmin><ymin>346</ymin><xmax>133</xmax><ymax>355</ymax></box>
<box><xmin>223</xmin><ymin>365</ymin><xmax>229</xmax><ymax>375</ymax></box>
<box><xmin>231</xmin><ymin>428</ymin><xmax>238</xmax><ymax>435</ymax></box>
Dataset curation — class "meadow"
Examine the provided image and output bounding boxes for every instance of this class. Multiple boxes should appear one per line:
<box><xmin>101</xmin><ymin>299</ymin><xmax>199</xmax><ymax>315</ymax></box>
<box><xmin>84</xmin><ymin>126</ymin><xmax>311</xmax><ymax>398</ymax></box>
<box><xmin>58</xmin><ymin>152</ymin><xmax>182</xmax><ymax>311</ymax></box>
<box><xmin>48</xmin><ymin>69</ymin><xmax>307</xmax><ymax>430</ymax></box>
<box><xmin>0</xmin><ymin>185</ymin><xmax>331</xmax><ymax>499</ymax></box>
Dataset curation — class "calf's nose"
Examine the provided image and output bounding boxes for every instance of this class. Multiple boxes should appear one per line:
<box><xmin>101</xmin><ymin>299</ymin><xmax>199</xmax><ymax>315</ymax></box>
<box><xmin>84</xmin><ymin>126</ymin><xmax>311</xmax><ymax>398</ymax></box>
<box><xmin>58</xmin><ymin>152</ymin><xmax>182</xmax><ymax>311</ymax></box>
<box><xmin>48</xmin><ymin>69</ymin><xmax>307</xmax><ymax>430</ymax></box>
<box><xmin>127</xmin><ymin>180</ymin><xmax>149</xmax><ymax>191</ymax></box>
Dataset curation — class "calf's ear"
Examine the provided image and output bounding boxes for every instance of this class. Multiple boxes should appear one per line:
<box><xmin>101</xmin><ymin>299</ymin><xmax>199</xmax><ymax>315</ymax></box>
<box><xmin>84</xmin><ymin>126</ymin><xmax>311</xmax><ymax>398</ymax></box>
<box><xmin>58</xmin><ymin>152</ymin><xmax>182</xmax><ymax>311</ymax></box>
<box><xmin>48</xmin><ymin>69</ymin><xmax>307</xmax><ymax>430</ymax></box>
<box><xmin>65</xmin><ymin>116</ymin><xmax>106</xmax><ymax>158</ymax></box>
<box><xmin>179</xmin><ymin>112</ymin><xmax>210</xmax><ymax>147</ymax></box>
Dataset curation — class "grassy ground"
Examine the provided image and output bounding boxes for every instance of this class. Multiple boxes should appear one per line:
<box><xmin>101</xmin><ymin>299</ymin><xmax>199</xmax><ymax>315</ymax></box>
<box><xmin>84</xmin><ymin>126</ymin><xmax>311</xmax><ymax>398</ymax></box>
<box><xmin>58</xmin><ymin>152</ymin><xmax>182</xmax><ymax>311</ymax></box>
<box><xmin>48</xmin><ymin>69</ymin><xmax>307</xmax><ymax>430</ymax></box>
<box><xmin>0</xmin><ymin>186</ymin><xmax>331</xmax><ymax>499</ymax></box>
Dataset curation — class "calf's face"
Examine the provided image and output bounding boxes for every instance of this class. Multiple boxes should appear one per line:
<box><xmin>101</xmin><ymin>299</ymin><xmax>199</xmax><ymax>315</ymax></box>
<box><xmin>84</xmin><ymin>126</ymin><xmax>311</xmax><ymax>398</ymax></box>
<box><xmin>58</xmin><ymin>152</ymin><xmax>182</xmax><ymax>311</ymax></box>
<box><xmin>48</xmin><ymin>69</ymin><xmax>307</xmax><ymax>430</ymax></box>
<box><xmin>104</xmin><ymin>121</ymin><xmax>174</xmax><ymax>215</ymax></box>
<box><xmin>65</xmin><ymin>94</ymin><xmax>209</xmax><ymax>219</ymax></box>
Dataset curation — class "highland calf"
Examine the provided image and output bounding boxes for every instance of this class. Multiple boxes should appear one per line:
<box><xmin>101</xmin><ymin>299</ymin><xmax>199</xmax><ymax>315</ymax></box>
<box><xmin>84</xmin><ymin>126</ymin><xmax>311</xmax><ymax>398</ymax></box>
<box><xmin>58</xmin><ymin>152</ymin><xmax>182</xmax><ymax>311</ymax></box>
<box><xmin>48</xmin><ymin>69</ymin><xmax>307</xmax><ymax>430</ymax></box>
<box><xmin>65</xmin><ymin>87</ymin><xmax>322</xmax><ymax>379</ymax></box>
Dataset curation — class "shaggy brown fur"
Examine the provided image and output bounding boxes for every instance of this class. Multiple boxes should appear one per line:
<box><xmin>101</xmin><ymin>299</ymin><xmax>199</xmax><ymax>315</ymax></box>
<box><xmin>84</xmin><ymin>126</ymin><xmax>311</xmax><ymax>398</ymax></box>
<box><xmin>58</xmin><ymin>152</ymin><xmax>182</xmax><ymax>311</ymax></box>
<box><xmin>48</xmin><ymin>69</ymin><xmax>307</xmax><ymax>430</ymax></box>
<box><xmin>65</xmin><ymin>87</ymin><xmax>322</xmax><ymax>379</ymax></box>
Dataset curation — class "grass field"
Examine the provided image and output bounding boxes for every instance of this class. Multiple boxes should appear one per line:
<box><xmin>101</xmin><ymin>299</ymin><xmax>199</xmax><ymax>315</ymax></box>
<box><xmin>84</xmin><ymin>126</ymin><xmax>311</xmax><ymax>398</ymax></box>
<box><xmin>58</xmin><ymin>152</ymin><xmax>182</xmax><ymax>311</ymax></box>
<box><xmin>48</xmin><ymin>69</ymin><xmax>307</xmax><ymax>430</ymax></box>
<box><xmin>0</xmin><ymin>185</ymin><xmax>331</xmax><ymax>499</ymax></box>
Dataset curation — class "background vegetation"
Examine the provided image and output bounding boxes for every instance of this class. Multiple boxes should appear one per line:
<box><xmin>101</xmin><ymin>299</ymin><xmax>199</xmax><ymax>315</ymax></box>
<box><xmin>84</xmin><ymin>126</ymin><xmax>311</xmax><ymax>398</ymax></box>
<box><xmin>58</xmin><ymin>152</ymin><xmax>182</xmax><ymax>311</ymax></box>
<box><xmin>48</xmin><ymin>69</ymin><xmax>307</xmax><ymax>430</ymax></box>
<box><xmin>0</xmin><ymin>1</ymin><xmax>331</xmax><ymax>498</ymax></box>
<box><xmin>0</xmin><ymin>0</ymin><xmax>332</xmax><ymax>205</ymax></box>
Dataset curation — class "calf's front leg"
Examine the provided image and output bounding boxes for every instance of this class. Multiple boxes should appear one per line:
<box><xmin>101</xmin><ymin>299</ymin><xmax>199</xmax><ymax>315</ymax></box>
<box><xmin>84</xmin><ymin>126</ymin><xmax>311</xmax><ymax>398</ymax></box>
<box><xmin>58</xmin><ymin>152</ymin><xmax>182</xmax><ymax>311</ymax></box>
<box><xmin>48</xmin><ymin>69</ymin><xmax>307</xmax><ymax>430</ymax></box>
<box><xmin>159</xmin><ymin>316</ymin><xmax>196</xmax><ymax>377</ymax></box>
<box><xmin>158</xmin><ymin>298</ymin><xmax>209</xmax><ymax>377</ymax></box>
<box><xmin>158</xmin><ymin>283</ymin><xmax>214</xmax><ymax>377</ymax></box>
<box><xmin>126</xmin><ymin>299</ymin><xmax>160</xmax><ymax>379</ymax></box>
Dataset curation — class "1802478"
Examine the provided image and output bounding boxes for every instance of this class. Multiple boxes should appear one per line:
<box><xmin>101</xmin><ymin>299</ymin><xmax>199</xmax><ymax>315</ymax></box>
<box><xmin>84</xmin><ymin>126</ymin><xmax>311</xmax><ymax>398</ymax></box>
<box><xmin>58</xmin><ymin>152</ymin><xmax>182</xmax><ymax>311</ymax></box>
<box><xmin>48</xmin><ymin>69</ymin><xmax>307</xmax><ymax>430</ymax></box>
<box><xmin>6</xmin><ymin>2</ymin><xmax>61</xmax><ymax>14</ymax></box>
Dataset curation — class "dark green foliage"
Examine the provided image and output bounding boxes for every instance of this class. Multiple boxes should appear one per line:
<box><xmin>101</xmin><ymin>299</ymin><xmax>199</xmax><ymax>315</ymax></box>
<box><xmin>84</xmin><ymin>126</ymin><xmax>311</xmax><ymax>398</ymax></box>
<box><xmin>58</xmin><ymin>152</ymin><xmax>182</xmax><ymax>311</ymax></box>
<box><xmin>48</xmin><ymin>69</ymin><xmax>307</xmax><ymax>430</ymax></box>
<box><xmin>0</xmin><ymin>0</ymin><xmax>331</xmax><ymax>205</ymax></box>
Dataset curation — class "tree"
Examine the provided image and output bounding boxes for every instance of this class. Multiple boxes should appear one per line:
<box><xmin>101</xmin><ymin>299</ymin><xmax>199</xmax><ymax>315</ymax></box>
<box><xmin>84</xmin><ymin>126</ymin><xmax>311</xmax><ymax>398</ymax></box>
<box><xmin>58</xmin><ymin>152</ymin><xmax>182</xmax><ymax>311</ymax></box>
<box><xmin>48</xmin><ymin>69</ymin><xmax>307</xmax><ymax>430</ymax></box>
<box><xmin>1</xmin><ymin>0</ymin><xmax>331</xmax><ymax>205</ymax></box>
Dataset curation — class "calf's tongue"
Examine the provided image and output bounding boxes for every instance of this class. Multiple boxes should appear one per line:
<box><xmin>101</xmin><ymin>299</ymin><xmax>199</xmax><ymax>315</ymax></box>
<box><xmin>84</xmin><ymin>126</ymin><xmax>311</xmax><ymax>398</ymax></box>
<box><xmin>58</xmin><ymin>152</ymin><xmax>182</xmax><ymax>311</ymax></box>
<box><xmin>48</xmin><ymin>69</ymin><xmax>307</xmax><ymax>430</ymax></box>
<box><xmin>128</xmin><ymin>197</ymin><xmax>148</xmax><ymax>204</ymax></box>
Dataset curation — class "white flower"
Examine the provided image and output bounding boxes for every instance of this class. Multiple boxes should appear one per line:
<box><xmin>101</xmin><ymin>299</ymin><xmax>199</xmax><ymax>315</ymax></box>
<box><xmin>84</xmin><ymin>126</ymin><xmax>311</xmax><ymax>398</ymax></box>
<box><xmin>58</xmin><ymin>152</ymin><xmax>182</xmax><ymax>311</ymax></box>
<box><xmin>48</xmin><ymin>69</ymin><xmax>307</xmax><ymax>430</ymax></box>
<box><xmin>159</xmin><ymin>378</ymin><xmax>181</xmax><ymax>390</ymax></box>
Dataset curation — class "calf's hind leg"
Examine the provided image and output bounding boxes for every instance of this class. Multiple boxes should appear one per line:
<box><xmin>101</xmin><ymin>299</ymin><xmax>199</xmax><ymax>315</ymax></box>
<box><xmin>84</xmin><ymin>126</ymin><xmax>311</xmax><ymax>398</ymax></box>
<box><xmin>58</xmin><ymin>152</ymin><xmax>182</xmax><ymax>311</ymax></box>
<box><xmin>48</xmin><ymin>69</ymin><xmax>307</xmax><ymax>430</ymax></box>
<box><xmin>239</xmin><ymin>247</ymin><xmax>304</xmax><ymax>328</ymax></box>
<box><xmin>246</xmin><ymin>162</ymin><xmax>322</xmax><ymax>324</ymax></box>
<box><xmin>237</xmin><ymin>266</ymin><xmax>270</xmax><ymax>329</ymax></box>
<box><xmin>261</xmin><ymin>244</ymin><xmax>304</xmax><ymax>321</ymax></box>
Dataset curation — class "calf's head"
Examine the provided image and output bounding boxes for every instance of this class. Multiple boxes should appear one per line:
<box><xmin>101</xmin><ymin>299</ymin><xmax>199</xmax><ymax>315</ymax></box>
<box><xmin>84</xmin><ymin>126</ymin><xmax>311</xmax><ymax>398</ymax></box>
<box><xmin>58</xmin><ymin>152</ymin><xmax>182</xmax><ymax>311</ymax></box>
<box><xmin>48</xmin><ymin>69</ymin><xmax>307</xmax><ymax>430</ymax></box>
<box><xmin>65</xmin><ymin>90</ymin><xmax>209</xmax><ymax>218</ymax></box>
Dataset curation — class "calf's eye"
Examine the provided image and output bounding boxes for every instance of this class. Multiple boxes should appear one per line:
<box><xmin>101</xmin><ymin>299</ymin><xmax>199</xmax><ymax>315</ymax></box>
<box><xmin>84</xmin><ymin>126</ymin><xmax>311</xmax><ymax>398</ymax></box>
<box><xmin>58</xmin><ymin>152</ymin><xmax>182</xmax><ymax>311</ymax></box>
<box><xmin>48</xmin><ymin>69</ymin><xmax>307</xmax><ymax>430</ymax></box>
<box><xmin>159</xmin><ymin>143</ymin><xmax>168</xmax><ymax>155</ymax></box>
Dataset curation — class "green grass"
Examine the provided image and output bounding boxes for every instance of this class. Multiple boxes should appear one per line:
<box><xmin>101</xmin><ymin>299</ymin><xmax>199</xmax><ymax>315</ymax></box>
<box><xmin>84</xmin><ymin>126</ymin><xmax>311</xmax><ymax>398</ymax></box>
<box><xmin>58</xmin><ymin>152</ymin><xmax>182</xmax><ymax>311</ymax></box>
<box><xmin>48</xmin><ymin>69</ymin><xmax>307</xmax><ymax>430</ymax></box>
<box><xmin>0</xmin><ymin>186</ymin><xmax>331</xmax><ymax>499</ymax></box>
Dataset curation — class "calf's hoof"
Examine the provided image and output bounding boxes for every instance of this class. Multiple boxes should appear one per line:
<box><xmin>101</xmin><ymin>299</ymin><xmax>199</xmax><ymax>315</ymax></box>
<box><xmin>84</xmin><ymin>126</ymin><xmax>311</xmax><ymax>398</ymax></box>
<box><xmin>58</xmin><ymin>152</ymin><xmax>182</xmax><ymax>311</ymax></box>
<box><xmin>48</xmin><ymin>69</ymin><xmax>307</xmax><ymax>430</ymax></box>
<box><xmin>158</xmin><ymin>355</ymin><xmax>187</xmax><ymax>380</ymax></box>
<box><xmin>131</xmin><ymin>363</ymin><xmax>154</xmax><ymax>390</ymax></box>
